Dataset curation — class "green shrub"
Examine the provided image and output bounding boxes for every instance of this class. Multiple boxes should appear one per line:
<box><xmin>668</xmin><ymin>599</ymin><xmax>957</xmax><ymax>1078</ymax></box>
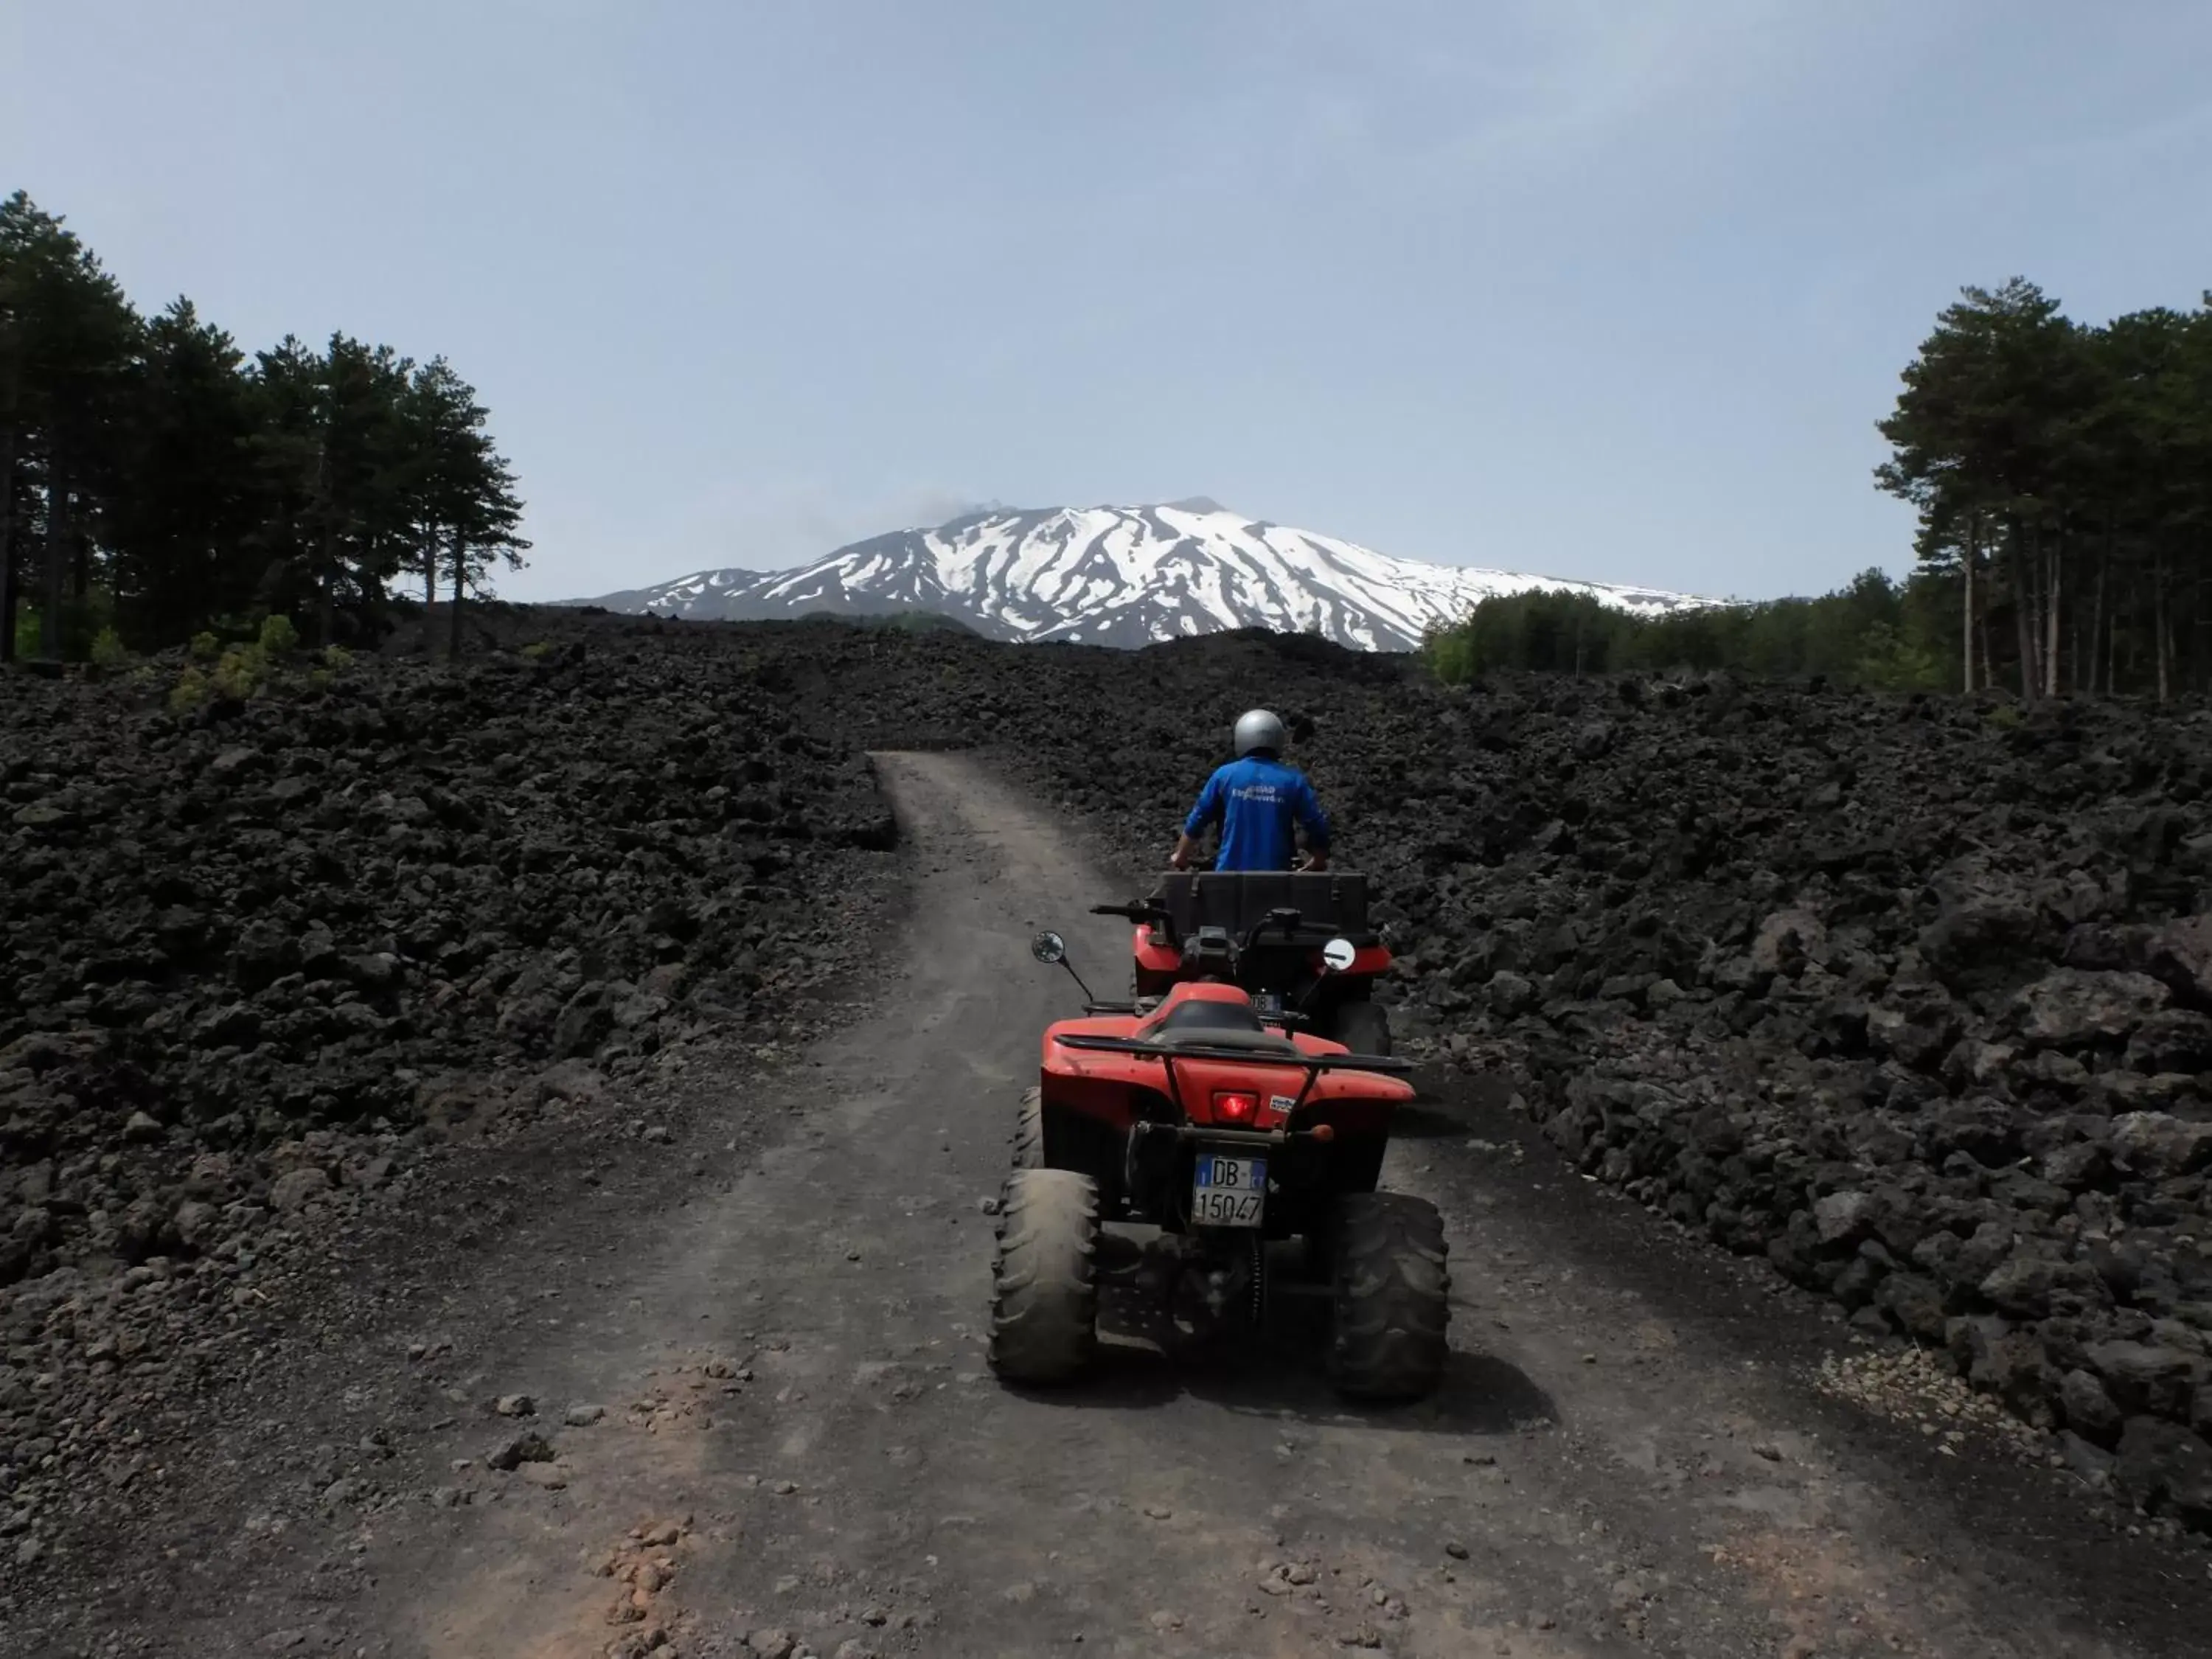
<box><xmin>89</xmin><ymin>627</ymin><xmax>131</xmax><ymax>669</ymax></box>
<box><xmin>12</xmin><ymin>594</ymin><xmax>126</xmax><ymax>662</ymax></box>
<box><xmin>169</xmin><ymin>667</ymin><xmax>212</xmax><ymax>714</ymax></box>
<box><xmin>189</xmin><ymin>631</ymin><xmax>220</xmax><ymax>662</ymax></box>
<box><xmin>519</xmin><ymin>640</ymin><xmax>553</xmax><ymax>661</ymax></box>
<box><xmin>258</xmin><ymin>613</ymin><xmax>300</xmax><ymax>655</ymax></box>
<box><xmin>322</xmin><ymin>644</ymin><xmax>354</xmax><ymax>670</ymax></box>
<box><xmin>1852</xmin><ymin>621</ymin><xmax>1945</xmax><ymax>692</ymax></box>
<box><xmin>211</xmin><ymin>645</ymin><xmax>268</xmax><ymax>701</ymax></box>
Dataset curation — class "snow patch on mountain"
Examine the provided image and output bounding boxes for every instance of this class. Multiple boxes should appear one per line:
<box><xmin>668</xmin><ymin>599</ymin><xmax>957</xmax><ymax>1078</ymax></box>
<box><xmin>580</xmin><ymin>504</ymin><xmax>1708</xmax><ymax>652</ymax></box>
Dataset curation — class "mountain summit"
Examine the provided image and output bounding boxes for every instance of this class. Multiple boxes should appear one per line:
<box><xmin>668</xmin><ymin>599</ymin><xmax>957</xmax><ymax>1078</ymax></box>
<box><xmin>582</xmin><ymin>503</ymin><xmax>1705</xmax><ymax>651</ymax></box>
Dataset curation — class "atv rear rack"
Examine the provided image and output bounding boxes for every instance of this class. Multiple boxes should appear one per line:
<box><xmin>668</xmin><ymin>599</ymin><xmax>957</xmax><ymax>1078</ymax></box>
<box><xmin>1051</xmin><ymin>1034</ymin><xmax>1408</xmax><ymax>1071</ymax></box>
<box><xmin>1050</xmin><ymin>1032</ymin><xmax>1410</xmax><ymax>1120</ymax></box>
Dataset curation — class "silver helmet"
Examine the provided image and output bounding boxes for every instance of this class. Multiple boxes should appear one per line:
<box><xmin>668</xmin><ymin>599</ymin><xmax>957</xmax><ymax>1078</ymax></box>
<box><xmin>1233</xmin><ymin>708</ymin><xmax>1287</xmax><ymax>757</ymax></box>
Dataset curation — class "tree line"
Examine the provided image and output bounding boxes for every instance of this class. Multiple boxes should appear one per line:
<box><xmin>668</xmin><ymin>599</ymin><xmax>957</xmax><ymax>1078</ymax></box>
<box><xmin>1422</xmin><ymin>571</ymin><xmax>1950</xmax><ymax>689</ymax></box>
<box><xmin>1</xmin><ymin>190</ymin><xmax>526</xmax><ymax>666</ymax></box>
<box><xmin>1878</xmin><ymin>279</ymin><xmax>2212</xmax><ymax>701</ymax></box>
<box><xmin>1430</xmin><ymin>279</ymin><xmax>2212</xmax><ymax>699</ymax></box>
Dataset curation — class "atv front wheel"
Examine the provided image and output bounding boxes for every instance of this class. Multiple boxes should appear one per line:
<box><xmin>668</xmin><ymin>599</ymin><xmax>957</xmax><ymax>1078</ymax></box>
<box><xmin>1329</xmin><ymin>1000</ymin><xmax>1392</xmax><ymax>1056</ymax></box>
<box><xmin>987</xmin><ymin>1168</ymin><xmax>1099</xmax><ymax>1384</ymax></box>
<box><xmin>1012</xmin><ymin>1085</ymin><xmax>1044</xmax><ymax>1169</ymax></box>
<box><xmin>1328</xmin><ymin>1192</ymin><xmax>1448</xmax><ymax>1402</ymax></box>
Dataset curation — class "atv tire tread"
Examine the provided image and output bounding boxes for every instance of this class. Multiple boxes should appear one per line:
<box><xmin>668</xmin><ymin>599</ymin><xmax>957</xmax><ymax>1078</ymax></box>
<box><xmin>1012</xmin><ymin>1085</ymin><xmax>1045</xmax><ymax>1169</ymax></box>
<box><xmin>987</xmin><ymin>1168</ymin><xmax>1099</xmax><ymax>1384</ymax></box>
<box><xmin>1328</xmin><ymin>1191</ymin><xmax>1448</xmax><ymax>1401</ymax></box>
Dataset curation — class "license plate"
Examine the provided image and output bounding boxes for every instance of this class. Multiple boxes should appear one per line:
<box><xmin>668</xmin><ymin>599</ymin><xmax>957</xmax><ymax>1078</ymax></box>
<box><xmin>1251</xmin><ymin>992</ymin><xmax>1283</xmax><ymax>1016</ymax></box>
<box><xmin>1191</xmin><ymin>1152</ymin><xmax>1267</xmax><ymax>1228</ymax></box>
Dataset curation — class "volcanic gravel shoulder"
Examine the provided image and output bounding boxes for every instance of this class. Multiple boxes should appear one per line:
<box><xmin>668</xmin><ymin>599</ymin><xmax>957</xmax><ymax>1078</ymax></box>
<box><xmin>0</xmin><ymin>901</ymin><xmax>908</xmax><ymax>1652</ymax></box>
<box><xmin>0</xmin><ymin>622</ymin><xmax>902</xmax><ymax>1626</ymax></box>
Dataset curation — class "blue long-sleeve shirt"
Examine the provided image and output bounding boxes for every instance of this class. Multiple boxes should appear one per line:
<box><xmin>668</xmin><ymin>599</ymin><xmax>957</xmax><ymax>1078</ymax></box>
<box><xmin>1183</xmin><ymin>757</ymin><xmax>1330</xmax><ymax>871</ymax></box>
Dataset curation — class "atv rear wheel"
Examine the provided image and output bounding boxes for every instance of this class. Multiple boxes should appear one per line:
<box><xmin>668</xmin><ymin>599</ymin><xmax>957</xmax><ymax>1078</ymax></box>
<box><xmin>1328</xmin><ymin>1192</ymin><xmax>1448</xmax><ymax>1401</ymax></box>
<box><xmin>987</xmin><ymin>1168</ymin><xmax>1099</xmax><ymax>1384</ymax></box>
<box><xmin>1012</xmin><ymin>1085</ymin><xmax>1044</xmax><ymax>1169</ymax></box>
<box><xmin>1329</xmin><ymin>1000</ymin><xmax>1391</xmax><ymax>1056</ymax></box>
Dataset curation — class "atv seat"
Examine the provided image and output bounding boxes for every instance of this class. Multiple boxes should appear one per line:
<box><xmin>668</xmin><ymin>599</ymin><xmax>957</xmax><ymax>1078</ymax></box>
<box><xmin>1136</xmin><ymin>989</ymin><xmax>1302</xmax><ymax>1054</ymax></box>
<box><xmin>1148</xmin><ymin>872</ymin><xmax>1373</xmax><ymax>945</ymax></box>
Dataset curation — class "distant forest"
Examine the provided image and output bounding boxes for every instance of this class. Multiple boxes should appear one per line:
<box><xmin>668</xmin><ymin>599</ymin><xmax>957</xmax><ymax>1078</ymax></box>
<box><xmin>0</xmin><ymin>191</ymin><xmax>526</xmax><ymax>664</ymax></box>
<box><xmin>1424</xmin><ymin>572</ymin><xmax>1949</xmax><ymax>691</ymax></box>
<box><xmin>1429</xmin><ymin>279</ymin><xmax>2212</xmax><ymax>699</ymax></box>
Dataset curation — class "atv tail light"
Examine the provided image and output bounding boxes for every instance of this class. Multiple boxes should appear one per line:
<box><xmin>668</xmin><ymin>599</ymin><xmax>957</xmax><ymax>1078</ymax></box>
<box><xmin>1212</xmin><ymin>1090</ymin><xmax>1259</xmax><ymax>1124</ymax></box>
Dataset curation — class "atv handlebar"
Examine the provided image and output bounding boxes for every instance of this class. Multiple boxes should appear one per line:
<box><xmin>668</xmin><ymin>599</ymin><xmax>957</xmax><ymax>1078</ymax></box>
<box><xmin>1090</xmin><ymin>902</ymin><xmax>1173</xmax><ymax>925</ymax></box>
<box><xmin>1091</xmin><ymin>900</ymin><xmax>1367</xmax><ymax>957</ymax></box>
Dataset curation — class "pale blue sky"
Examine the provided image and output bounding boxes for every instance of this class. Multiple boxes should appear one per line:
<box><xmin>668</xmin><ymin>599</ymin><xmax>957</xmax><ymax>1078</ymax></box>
<box><xmin>7</xmin><ymin>1</ymin><xmax>2210</xmax><ymax>602</ymax></box>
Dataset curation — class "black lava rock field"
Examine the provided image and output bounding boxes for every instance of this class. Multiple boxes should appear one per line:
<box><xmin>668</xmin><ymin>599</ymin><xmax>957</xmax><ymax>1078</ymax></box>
<box><xmin>7</xmin><ymin>607</ymin><xmax>2212</xmax><ymax>1548</ymax></box>
<box><xmin>0</xmin><ymin>623</ymin><xmax>897</xmax><ymax>1537</ymax></box>
<box><xmin>769</xmin><ymin>619</ymin><xmax>2212</xmax><ymax>1537</ymax></box>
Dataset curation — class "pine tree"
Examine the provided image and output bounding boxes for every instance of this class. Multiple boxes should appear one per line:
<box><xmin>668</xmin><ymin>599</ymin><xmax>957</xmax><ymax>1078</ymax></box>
<box><xmin>1878</xmin><ymin>280</ymin><xmax>2105</xmax><ymax>698</ymax></box>
<box><xmin>106</xmin><ymin>299</ymin><xmax>262</xmax><ymax>645</ymax></box>
<box><xmin>243</xmin><ymin>334</ymin><xmax>420</xmax><ymax>644</ymax></box>
<box><xmin>0</xmin><ymin>192</ymin><xmax>139</xmax><ymax>661</ymax></box>
<box><xmin>1</xmin><ymin>191</ymin><xmax>532</xmax><ymax>664</ymax></box>
<box><xmin>400</xmin><ymin>358</ymin><xmax>528</xmax><ymax>660</ymax></box>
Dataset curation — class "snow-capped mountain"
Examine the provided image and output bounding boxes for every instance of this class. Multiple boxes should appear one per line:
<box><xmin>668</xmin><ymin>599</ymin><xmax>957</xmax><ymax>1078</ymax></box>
<box><xmin>580</xmin><ymin>502</ymin><xmax>1706</xmax><ymax>652</ymax></box>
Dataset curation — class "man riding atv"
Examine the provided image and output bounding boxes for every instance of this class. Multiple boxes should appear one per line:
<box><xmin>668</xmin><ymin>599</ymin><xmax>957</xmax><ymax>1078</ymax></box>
<box><xmin>991</xmin><ymin>721</ymin><xmax>1447</xmax><ymax>1397</ymax></box>
<box><xmin>1171</xmin><ymin>709</ymin><xmax>1329</xmax><ymax>874</ymax></box>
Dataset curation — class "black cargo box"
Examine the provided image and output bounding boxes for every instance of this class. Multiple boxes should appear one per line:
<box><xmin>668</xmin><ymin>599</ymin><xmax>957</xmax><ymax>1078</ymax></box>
<box><xmin>1147</xmin><ymin>871</ymin><xmax>1371</xmax><ymax>942</ymax></box>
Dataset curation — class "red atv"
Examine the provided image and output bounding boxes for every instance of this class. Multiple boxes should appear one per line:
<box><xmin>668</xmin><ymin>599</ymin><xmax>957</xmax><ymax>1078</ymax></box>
<box><xmin>987</xmin><ymin>893</ymin><xmax>1450</xmax><ymax>1402</ymax></box>
<box><xmin>1109</xmin><ymin>870</ymin><xmax>1397</xmax><ymax>1057</ymax></box>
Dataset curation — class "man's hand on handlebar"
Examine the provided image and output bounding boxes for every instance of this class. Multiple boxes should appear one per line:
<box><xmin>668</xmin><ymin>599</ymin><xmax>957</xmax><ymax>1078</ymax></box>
<box><xmin>1169</xmin><ymin>831</ymin><xmax>1198</xmax><ymax>871</ymax></box>
<box><xmin>1298</xmin><ymin>851</ymin><xmax>1329</xmax><ymax>872</ymax></box>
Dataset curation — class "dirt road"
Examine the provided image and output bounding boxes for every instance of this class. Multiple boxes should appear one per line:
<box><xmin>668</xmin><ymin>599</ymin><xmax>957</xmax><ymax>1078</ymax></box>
<box><xmin>42</xmin><ymin>753</ymin><xmax>2212</xmax><ymax>1658</ymax></box>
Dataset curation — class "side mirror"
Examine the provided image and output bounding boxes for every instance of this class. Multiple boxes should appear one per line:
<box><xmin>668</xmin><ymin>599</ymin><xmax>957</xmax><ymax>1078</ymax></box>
<box><xmin>1321</xmin><ymin>937</ymin><xmax>1357</xmax><ymax>973</ymax></box>
<box><xmin>1032</xmin><ymin>928</ymin><xmax>1098</xmax><ymax>1002</ymax></box>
